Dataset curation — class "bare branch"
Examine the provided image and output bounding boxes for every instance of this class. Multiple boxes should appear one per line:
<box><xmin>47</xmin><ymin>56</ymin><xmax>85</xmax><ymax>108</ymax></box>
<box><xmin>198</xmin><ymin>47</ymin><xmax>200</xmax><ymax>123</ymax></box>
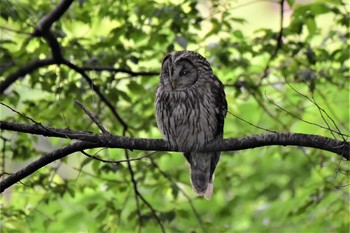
<box><xmin>124</xmin><ymin>149</ymin><xmax>143</xmax><ymax>228</ymax></box>
<box><xmin>63</xmin><ymin>60</ymin><xmax>129</xmax><ymax>133</ymax></box>
<box><xmin>0</xmin><ymin>102</ymin><xmax>41</xmax><ymax>124</ymax></box>
<box><xmin>41</xmin><ymin>31</ymin><xmax>65</xmax><ymax>62</ymax></box>
<box><xmin>149</xmin><ymin>158</ymin><xmax>207</xmax><ymax>233</ymax></box>
<box><xmin>0</xmin><ymin>121</ymin><xmax>348</xmax><ymax>158</ymax></box>
<box><xmin>81</xmin><ymin>151</ymin><xmax>157</xmax><ymax>164</ymax></box>
<box><xmin>1</xmin><ymin>0</ymin><xmax>74</xmax><ymax>93</ymax></box>
<box><xmin>259</xmin><ymin>0</ymin><xmax>285</xmax><ymax>82</ymax></box>
<box><xmin>264</xmin><ymin>93</ymin><xmax>349</xmax><ymax>137</ymax></box>
<box><xmin>32</xmin><ymin>0</ymin><xmax>74</xmax><ymax>34</ymax></box>
<box><xmin>0</xmin><ymin>121</ymin><xmax>99</xmax><ymax>142</ymax></box>
<box><xmin>0</xmin><ymin>120</ymin><xmax>348</xmax><ymax>193</ymax></box>
<box><xmin>75</xmin><ymin>101</ymin><xmax>109</xmax><ymax>134</ymax></box>
<box><xmin>1</xmin><ymin>0</ymin><xmax>129</xmax><ymax>134</ymax></box>
<box><xmin>227</xmin><ymin>110</ymin><xmax>278</xmax><ymax>133</ymax></box>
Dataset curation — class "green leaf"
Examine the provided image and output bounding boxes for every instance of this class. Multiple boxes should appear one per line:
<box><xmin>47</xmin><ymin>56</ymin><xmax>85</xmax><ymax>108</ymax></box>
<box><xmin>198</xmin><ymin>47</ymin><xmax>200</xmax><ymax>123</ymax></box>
<box><xmin>306</xmin><ymin>17</ymin><xmax>317</xmax><ymax>35</ymax></box>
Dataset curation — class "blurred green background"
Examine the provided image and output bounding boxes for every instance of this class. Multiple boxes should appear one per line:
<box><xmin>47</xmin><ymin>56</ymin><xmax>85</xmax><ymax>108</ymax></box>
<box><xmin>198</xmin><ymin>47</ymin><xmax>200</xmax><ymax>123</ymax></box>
<box><xmin>0</xmin><ymin>0</ymin><xmax>349</xmax><ymax>232</ymax></box>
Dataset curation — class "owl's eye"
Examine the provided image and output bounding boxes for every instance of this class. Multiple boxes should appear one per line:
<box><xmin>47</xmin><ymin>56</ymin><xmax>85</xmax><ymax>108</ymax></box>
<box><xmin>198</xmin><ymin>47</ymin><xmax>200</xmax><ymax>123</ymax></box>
<box><xmin>180</xmin><ymin>70</ymin><xmax>189</xmax><ymax>76</ymax></box>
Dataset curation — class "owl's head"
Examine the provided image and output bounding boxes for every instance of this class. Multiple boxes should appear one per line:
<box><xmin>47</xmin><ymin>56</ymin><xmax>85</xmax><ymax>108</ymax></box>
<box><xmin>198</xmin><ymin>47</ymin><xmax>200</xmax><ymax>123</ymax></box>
<box><xmin>159</xmin><ymin>50</ymin><xmax>212</xmax><ymax>91</ymax></box>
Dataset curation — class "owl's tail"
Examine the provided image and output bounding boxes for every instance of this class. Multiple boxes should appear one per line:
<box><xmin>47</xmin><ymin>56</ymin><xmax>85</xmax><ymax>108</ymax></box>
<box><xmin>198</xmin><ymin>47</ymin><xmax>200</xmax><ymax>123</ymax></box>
<box><xmin>185</xmin><ymin>152</ymin><xmax>220</xmax><ymax>200</ymax></box>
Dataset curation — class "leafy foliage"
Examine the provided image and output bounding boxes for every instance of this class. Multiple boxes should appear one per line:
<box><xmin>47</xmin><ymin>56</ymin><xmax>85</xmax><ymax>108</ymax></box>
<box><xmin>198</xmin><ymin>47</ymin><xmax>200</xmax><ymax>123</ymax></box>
<box><xmin>0</xmin><ymin>0</ymin><xmax>349</xmax><ymax>232</ymax></box>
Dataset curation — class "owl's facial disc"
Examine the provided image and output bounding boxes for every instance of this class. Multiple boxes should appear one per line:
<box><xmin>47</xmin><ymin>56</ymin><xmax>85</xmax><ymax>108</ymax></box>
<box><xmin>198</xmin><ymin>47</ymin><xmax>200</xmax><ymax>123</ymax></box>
<box><xmin>167</xmin><ymin>59</ymin><xmax>197</xmax><ymax>91</ymax></box>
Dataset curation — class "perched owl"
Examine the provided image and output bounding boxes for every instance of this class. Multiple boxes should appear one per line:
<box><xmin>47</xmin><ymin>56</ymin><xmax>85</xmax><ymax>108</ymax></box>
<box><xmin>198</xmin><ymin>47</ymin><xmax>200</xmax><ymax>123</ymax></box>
<box><xmin>155</xmin><ymin>50</ymin><xmax>227</xmax><ymax>199</ymax></box>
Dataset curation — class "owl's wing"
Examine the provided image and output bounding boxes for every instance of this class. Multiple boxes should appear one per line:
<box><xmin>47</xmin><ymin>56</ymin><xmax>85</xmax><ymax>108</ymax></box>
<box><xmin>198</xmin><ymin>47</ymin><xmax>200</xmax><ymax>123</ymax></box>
<box><xmin>213</xmin><ymin>75</ymin><xmax>227</xmax><ymax>139</ymax></box>
<box><xmin>209</xmin><ymin>76</ymin><xmax>227</xmax><ymax>180</ymax></box>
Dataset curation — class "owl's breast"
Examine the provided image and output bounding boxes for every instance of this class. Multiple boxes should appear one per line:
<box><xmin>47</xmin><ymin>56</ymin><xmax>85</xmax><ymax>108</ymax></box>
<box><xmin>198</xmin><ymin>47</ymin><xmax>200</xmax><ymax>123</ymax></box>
<box><xmin>156</xmin><ymin>89</ymin><xmax>218</xmax><ymax>152</ymax></box>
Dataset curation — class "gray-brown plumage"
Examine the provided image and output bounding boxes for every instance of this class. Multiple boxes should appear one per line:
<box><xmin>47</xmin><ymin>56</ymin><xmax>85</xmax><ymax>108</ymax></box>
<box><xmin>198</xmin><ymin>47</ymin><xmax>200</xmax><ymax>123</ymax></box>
<box><xmin>155</xmin><ymin>50</ymin><xmax>227</xmax><ymax>199</ymax></box>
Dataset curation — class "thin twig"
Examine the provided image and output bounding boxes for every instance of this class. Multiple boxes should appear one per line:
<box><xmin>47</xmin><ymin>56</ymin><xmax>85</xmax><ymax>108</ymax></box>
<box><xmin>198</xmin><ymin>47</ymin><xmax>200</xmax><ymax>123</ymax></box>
<box><xmin>150</xmin><ymin>158</ymin><xmax>207</xmax><ymax>233</ymax></box>
<box><xmin>1</xmin><ymin>136</ymin><xmax>8</xmax><ymax>173</ymax></box>
<box><xmin>80</xmin><ymin>150</ymin><xmax>157</xmax><ymax>164</ymax></box>
<box><xmin>259</xmin><ymin>0</ymin><xmax>285</xmax><ymax>82</ymax></box>
<box><xmin>137</xmin><ymin>190</ymin><xmax>166</xmax><ymax>233</ymax></box>
<box><xmin>122</xmin><ymin>144</ymin><xmax>165</xmax><ymax>232</ymax></box>
<box><xmin>316</xmin><ymin>89</ymin><xmax>348</xmax><ymax>130</ymax></box>
<box><xmin>0</xmin><ymin>102</ymin><xmax>85</xmax><ymax>141</ymax></box>
<box><xmin>63</xmin><ymin>60</ymin><xmax>129</xmax><ymax>134</ymax></box>
<box><xmin>227</xmin><ymin>110</ymin><xmax>278</xmax><ymax>134</ymax></box>
<box><xmin>1</xmin><ymin>102</ymin><xmax>40</xmax><ymax>124</ymax></box>
<box><xmin>285</xmin><ymin>79</ymin><xmax>346</xmax><ymax>141</ymax></box>
<box><xmin>73</xmin><ymin>167</ymin><xmax>127</xmax><ymax>184</ymax></box>
<box><xmin>283</xmin><ymin>78</ymin><xmax>349</xmax><ymax>186</ymax></box>
<box><xmin>75</xmin><ymin>101</ymin><xmax>109</xmax><ymax>134</ymax></box>
<box><xmin>264</xmin><ymin>92</ymin><xmax>349</xmax><ymax>137</ymax></box>
<box><xmin>250</xmin><ymin>92</ymin><xmax>289</xmax><ymax>130</ymax></box>
<box><xmin>0</xmin><ymin>141</ymin><xmax>97</xmax><ymax>192</ymax></box>
<box><xmin>124</xmin><ymin>149</ymin><xmax>143</xmax><ymax>229</ymax></box>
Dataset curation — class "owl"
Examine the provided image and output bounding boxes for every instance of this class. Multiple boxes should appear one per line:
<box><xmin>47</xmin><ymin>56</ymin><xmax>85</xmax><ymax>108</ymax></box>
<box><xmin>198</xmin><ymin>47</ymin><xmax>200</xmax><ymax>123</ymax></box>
<box><xmin>155</xmin><ymin>50</ymin><xmax>227</xmax><ymax>200</ymax></box>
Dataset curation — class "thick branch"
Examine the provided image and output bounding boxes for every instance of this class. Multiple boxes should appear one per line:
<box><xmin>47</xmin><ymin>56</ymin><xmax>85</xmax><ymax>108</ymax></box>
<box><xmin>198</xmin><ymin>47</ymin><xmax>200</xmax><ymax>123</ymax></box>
<box><xmin>0</xmin><ymin>120</ymin><xmax>348</xmax><ymax>192</ymax></box>
<box><xmin>1</xmin><ymin>121</ymin><xmax>348</xmax><ymax>158</ymax></box>
<box><xmin>42</xmin><ymin>31</ymin><xmax>65</xmax><ymax>62</ymax></box>
<box><xmin>33</xmin><ymin>0</ymin><xmax>74</xmax><ymax>33</ymax></box>
<box><xmin>1</xmin><ymin>0</ymin><xmax>73</xmax><ymax>93</ymax></box>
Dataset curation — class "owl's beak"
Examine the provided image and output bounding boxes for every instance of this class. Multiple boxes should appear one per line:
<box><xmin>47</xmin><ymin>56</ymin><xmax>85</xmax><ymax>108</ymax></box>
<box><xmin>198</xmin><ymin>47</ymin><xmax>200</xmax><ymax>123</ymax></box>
<box><xmin>168</xmin><ymin>65</ymin><xmax>176</xmax><ymax>89</ymax></box>
<box><xmin>171</xmin><ymin>80</ymin><xmax>177</xmax><ymax>89</ymax></box>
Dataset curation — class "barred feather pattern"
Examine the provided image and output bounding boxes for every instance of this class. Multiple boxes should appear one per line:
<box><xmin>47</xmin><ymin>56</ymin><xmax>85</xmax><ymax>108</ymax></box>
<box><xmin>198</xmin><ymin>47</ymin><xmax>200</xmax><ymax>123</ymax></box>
<box><xmin>155</xmin><ymin>51</ymin><xmax>227</xmax><ymax>200</ymax></box>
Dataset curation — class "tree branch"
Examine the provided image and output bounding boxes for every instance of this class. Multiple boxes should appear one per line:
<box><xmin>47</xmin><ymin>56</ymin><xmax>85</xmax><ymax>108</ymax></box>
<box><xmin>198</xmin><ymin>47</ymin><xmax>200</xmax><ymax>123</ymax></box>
<box><xmin>0</xmin><ymin>120</ymin><xmax>348</xmax><ymax>192</ymax></box>
<box><xmin>1</xmin><ymin>0</ymin><xmax>73</xmax><ymax>93</ymax></box>
<box><xmin>0</xmin><ymin>120</ymin><xmax>348</xmax><ymax>157</ymax></box>
<box><xmin>149</xmin><ymin>158</ymin><xmax>207</xmax><ymax>233</ymax></box>
<box><xmin>0</xmin><ymin>141</ymin><xmax>96</xmax><ymax>193</ymax></box>
<box><xmin>259</xmin><ymin>0</ymin><xmax>285</xmax><ymax>82</ymax></box>
<box><xmin>1</xmin><ymin>0</ymin><xmax>133</xmax><ymax>134</ymax></box>
<box><xmin>62</xmin><ymin>61</ymin><xmax>129</xmax><ymax>132</ymax></box>
<box><xmin>32</xmin><ymin>0</ymin><xmax>74</xmax><ymax>34</ymax></box>
<box><xmin>0</xmin><ymin>57</ymin><xmax>56</xmax><ymax>93</ymax></box>
<box><xmin>75</xmin><ymin>100</ymin><xmax>109</xmax><ymax>134</ymax></box>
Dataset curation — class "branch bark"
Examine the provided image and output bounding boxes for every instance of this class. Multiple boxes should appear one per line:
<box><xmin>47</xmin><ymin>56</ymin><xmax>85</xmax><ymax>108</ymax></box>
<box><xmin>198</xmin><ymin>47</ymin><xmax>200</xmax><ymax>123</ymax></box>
<box><xmin>0</xmin><ymin>0</ymin><xmax>129</xmax><ymax>132</ymax></box>
<box><xmin>0</xmin><ymin>120</ymin><xmax>348</xmax><ymax>192</ymax></box>
<box><xmin>33</xmin><ymin>0</ymin><xmax>74</xmax><ymax>34</ymax></box>
<box><xmin>1</xmin><ymin>121</ymin><xmax>348</xmax><ymax>157</ymax></box>
<box><xmin>62</xmin><ymin>61</ymin><xmax>129</xmax><ymax>132</ymax></box>
<box><xmin>0</xmin><ymin>0</ymin><xmax>73</xmax><ymax>93</ymax></box>
<box><xmin>1</xmin><ymin>120</ymin><xmax>348</xmax><ymax>157</ymax></box>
